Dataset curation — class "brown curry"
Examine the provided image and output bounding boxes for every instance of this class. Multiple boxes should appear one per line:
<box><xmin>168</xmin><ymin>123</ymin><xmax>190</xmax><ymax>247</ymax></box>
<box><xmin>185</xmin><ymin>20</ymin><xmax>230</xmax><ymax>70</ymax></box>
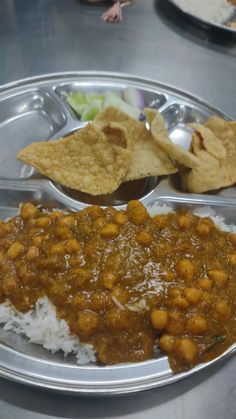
<box><xmin>0</xmin><ymin>200</ymin><xmax>236</xmax><ymax>372</ymax></box>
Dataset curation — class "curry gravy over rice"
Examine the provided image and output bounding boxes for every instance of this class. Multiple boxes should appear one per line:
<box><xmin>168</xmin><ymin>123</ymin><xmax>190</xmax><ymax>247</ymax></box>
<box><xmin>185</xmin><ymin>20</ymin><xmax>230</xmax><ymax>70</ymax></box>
<box><xmin>0</xmin><ymin>201</ymin><xmax>236</xmax><ymax>372</ymax></box>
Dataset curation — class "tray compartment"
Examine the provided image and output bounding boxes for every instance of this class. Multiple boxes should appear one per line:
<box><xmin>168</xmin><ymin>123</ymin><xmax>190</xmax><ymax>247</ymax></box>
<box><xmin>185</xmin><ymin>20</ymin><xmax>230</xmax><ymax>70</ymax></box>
<box><xmin>162</xmin><ymin>103</ymin><xmax>211</xmax><ymax>149</ymax></box>
<box><xmin>0</xmin><ymin>191</ymin><xmax>235</xmax><ymax>394</ymax></box>
<box><xmin>54</xmin><ymin>82</ymin><xmax>168</xmax><ymax>119</ymax></box>
<box><xmin>52</xmin><ymin>176</ymin><xmax>159</xmax><ymax>207</ymax></box>
<box><xmin>0</xmin><ymin>90</ymin><xmax>67</xmax><ymax>179</ymax></box>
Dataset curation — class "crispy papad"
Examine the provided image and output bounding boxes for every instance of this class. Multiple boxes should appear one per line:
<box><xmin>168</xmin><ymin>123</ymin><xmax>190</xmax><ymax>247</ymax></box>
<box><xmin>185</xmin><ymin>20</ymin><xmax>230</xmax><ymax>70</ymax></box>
<box><xmin>183</xmin><ymin>117</ymin><xmax>236</xmax><ymax>193</ymax></box>
<box><xmin>95</xmin><ymin>107</ymin><xmax>177</xmax><ymax>181</ymax></box>
<box><xmin>17</xmin><ymin>123</ymin><xmax>130</xmax><ymax>196</ymax></box>
<box><xmin>145</xmin><ymin>108</ymin><xmax>201</xmax><ymax>169</ymax></box>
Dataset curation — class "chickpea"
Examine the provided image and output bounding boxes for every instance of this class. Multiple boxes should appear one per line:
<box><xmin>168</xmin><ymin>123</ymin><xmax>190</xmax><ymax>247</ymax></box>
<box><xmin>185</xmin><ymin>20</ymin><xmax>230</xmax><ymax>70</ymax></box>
<box><xmin>172</xmin><ymin>296</ymin><xmax>189</xmax><ymax>310</ymax></box>
<box><xmin>7</xmin><ymin>241</ymin><xmax>24</xmax><ymax>260</ymax></box>
<box><xmin>101</xmin><ymin>272</ymin><xmax>117</xmax><ymax>290</ymax></box>
<box><xmin>174</xmin><ymin>338</ymin><xmax>198</xmax><ymax>365</ymax></box>
<box><xmin>26</xmin><ymin>245</ymin><xmax>39</xmax><ymax>261</ymax></box>
<box><xmin>168</xmin><ymin>287</ymin><xmax>182</xmax><ymax>298</ymax></box>
<box><xmin>197</xmin><ymin>278</ymin><xmax>212</xmax><ymax>290</ymax></box>
<box><xmin>114</xmin><ymin>212</ymin><xmax>128</xmax><ymax>225</ymax></box>
<box><xmin>32</xmin><ymin>235</ymin><xmax>44</xmax><ymax>247</ymax></box>
<box><xmin>150</xmin><ymin>309</ymin><xmax>168</xmax><ymax>330</ymax></box>
<box><xmin>69</xmin><ymin>268</ymin><xmax>92</xmax><ymax>286</ymax></box>
<box><xmin>208</xmin><ymin>270</ymin><xmax>228</xmax><ymax>287</ymax></box>
<box><xmin>152</xmin><ymin>215</ymin><xmax>167</xmax><ymax>230</ymax></box>
<box><xmin>186</xmin><ymin>315</ymin><xmax>208</xmax><ymax>335</ymax></box>
<box><xmin>176</xmin><ymin>259</ymin><xmax>195</xmax><ymax>281</ymax></box>
<box><xmin>228</xmin><ymin>253</ymin><xmax>236</xmax><ymax>267</ymax></box>
<box><xmin>100</xmin><ymin>223</ymin><xmax>119</xmax><ymax>239</ymax></box>
<box><xmin>39</xmin><ymin>273</ymin><xmax>52</xmax><ymax>287</ymax></box>
<box><xmin>159</xmin><ymin>334</ymin><xmax>175</xmax><ymax>353</ymax></box>
<box><xmin>213</xmin><ymin>300</ymin><xmax>231</xmax><ymax>321</ymax></box>
<box><xmin>105</xmin><ymin>252</ymin><xmax>122</xmax><ymax>272</ymax></box>
<box><xmin>166</xmin><ymin>312</ymin><xmax>184</xmax><ymax>336</ymax></box>
<box><xmin>177</xmin><ymin>215</ymin><xmax>192</xmax><ymax>230</ymax></box>
<box><xmin>105</xmin><ymin>308</ymin><xmax>128</xmax><ymax>331</ymax></box>
<box><xmin>162</xmin><ymin>271</ymin><xmax>175</xmax><ymax>282</ymax></box>
<box><xmin>110</xmin><ymin>286</ymin><xmax>128</xmax><ymax>304</ymax></box>
<box><xmin>2</xmin><ymin>275</ymin><xmax>19</xmax><ymax>295</ymax></box>
<box><xmin>77</xmin><ymin>310</ymin><xmax>99</xmax><ymax>337</ymax></box>
<box><xmin>50</xmin><ymin>210</ymin><xmax>63</xmax><ymax>220</ymax></box>
<box><xmin>183</xmin><ymin>287</ymin><xmax>201</xmax><ymax>305</ymax></box>
<box><xmin>66</xmin><ymin>239</ymin><xmax>80</xmax><ymax>253</ymax></box>
<box><xmin>126</xmin><ymin>200</ymin><xmax>148</xmax><ymax>226</ymax></box>
<box><xmin>21</xmin><ymin>271</ymin><xmax>36</xmax><ymax>286</ymax></box>
<box><xmin>69</xmin><ymin>255</ymin><xmax>80</xmax><ymax>267</ymax></box>
<box><xmin>55</xmin><ymin>226</ymin><xmax>72</xmax><ymax>240</ymax></box>
<box><xmin>202</xmin><ymin>291</ymin><xmax>214</xmax><ymax>306</ymax></box>
<box><xmin>18</xmin><ymin>264</ymin><xmax>27</xmax><ymax>278</ymax></box>
<box><xmin>202</xmin><ymin>217</ymin><xmax>214</xmax><ymax>228</ymax></box>
<box><xmin>21</xmin><ymin>202</ymin><xmax>38</xmax><ymax>219</ymax></box>
<box><xmin>73</xmin><ymin>292</ymin><xmax>87</xmax><ymax>309</ymax></box>
<box><xmin>37</xmin><ymin>216</ymin><xmax>51</xmax><ymax>228</ymax></box>
<box><xmin>58</xmin><ymin>216</ymin><xmax>74</xmax><ymax>227</ymax></box>
<box><xmin>136</xmin><ymin>231</ymin><xmax>153</xmax><ymax>247</ymax></box>
<box><xmin>50</xmin><ymin>243</ymin><xmax>65</xmax><ymax>255</ymax></box>
<box><xmin>94</xmin><ymin>217</ymin><xmax>106</xmax><ymax>229</ymax></box>
<box><xmin>0</xmin><ymin>223</ymin><xmax>11</xmax><ymax>238</ymax></box>
<box><xmin>86</xmin><ymin>205</ymin><xmax>103</xmax><ymax>218</ymax></box>
<box><xmin>196</xmin><ymin>222</ymin><xmax>210</xmax><ymax>237</ymax></box>
<box><xmin>50</xmin><ymin>282</ymin><xmax>69</xmax><ymax>305</ymax></box>
<box><xmin>90</xmin><ymin>292</ymin><xmax>109</xmax><ymax>311</ymax></box>
<box><xmin>28</xmin><ymin>228</ymin><xmax>39</xmax><ymax>238</ymax></box>
<box><xmin>229</xmin><ymin>233</ymin><xmax>236</xmax><ymax>246</ymax></box>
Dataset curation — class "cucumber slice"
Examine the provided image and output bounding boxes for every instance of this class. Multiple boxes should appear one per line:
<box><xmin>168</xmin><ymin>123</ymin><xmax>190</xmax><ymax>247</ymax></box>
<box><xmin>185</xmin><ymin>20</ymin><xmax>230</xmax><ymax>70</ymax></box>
<box><xmin>81</xmin><ymin>102</ymin><xmax>103</xmax><ymax>121</ymax></box>
<box><xmin>66</xmin><ymin>92</ymin><xmax>88</xmax><ymax>115</ymax></box>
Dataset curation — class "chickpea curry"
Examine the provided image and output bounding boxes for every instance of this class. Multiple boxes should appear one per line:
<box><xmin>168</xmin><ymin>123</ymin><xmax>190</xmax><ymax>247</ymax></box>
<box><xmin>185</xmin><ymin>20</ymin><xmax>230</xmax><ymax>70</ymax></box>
<box><xmin>0</xmin><ymin>200</ymin><xmax>236</xmax><ymax>372</ymax></box>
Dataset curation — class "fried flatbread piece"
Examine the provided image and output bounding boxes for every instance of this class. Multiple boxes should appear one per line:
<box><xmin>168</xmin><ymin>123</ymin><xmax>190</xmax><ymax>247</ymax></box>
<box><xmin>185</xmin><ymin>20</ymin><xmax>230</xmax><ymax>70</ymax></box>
<box><xmin>145</xmin><ymin>108</ymin><xmax>201</xmax><ymax>169</ymax></box>
<box><xmin>189</xmin><ymin>123</ymin><xmax>226</xmax><ymax>160</ymax></box>
<box><xmin>17</xmin><ymin>123</ymin><xmax>130</xmax><ymax>196</ymax></box>
<box><xmin>183</xmin><ymin>117</ymin><xmax>236</xmax><ymax>193</ymax></box>
<box><xmin>95</xmin><ymin>107</ymin><xmax>177</xmax><ymax>181</ymax></box>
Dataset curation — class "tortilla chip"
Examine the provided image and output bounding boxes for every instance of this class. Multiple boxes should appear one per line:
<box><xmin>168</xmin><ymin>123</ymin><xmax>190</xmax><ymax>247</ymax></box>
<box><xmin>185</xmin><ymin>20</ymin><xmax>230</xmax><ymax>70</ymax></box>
<box><xmin>189</xmin><ymin>123</ymin><xmax>226</xmax><ymax>160</ymax></box>
<box><xmin>17</xmin><ymin>124</ymin><xmax>130</xmax><ymax>196</ymax></box>
<box><xmin>182</xmin><ymin>117</ymin><xmax>236</xmax><ymax>193</ymax></box>
<box><xmin>95</xmin><ymin>107</ymin><xmax>177</xmax><ymax>181</ymax></box>
<box><xmin>145</xmin><ymin>108</ymin><xmax>201</xmax><ymax>169</ymax></box>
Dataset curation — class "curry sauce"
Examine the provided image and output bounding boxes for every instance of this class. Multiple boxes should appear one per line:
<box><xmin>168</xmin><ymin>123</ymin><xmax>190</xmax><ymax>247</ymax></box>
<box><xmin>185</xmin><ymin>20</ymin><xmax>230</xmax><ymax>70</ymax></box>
<box><xmin>0</xmin><ymin>200</ymin><xmax>236</xmax><ymax>372</ymax></box>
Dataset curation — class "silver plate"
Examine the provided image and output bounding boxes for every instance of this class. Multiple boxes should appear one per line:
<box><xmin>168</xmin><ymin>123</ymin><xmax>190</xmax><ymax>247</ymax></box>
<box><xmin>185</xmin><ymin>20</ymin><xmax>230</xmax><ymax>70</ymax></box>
<box><xmin>167</xmin><ymin>0</ymin><xmax>236</xmax><ymax>35</ymax></box>
<box><xmin>0</xmin><ymin>71</ymin><xmax>236</xmax><ymax>395</ymax></box>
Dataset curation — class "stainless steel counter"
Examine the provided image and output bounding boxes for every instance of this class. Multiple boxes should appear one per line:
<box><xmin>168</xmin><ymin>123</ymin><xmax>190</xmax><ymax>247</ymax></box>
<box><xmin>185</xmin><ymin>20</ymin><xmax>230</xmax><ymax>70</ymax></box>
<box><xmin>0</xmin><ymin>0</ymin><xmax>236</xmax><ymax>418</ymax></box>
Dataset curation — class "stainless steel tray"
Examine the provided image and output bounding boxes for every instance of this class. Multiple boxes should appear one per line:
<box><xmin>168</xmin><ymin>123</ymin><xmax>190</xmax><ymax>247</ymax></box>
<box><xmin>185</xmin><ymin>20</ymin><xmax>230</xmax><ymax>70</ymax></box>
<box><xmin>167</xmin><ymin>0</ymin><xmax>236</xmax><ymax>35</ymax></box>
<box><xmin>0</xmin><ymin>71</ymin><xmax>236</xmax><ymax>395</ymax></box>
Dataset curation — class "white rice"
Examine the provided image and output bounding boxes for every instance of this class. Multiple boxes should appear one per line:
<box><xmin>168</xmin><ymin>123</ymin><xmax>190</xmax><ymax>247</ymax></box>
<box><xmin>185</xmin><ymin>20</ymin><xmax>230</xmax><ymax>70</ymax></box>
<box><xmin>173</xmin><ymin>0</ymin><xmax>235</xmax><ymax>24</ymax></box>
<box><xmin>0</xmin><ymin>203</ymin><xmax>235</xmax><ymax>365</ymax></box>
<box><xmin>0</xmin><ymin>297</ymin><xmax>96</xmax><ymax>365</ymax></box>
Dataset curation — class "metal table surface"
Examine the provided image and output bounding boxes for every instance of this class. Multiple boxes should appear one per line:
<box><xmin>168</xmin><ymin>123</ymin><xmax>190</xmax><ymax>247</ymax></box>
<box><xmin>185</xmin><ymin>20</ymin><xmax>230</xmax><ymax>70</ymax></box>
<box><xmin>0</xmin><ymin>0</ymin><xmax>236</xmax><ymax>418</ymax></box>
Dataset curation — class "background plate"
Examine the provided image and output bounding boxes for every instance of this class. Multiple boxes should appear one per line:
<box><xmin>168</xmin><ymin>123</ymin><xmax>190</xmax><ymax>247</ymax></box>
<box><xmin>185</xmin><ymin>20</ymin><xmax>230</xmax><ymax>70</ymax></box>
<box><xmin>167</xmin><ymin>0</ymin><xmax>236</xmax><ymax>35</ymax></box>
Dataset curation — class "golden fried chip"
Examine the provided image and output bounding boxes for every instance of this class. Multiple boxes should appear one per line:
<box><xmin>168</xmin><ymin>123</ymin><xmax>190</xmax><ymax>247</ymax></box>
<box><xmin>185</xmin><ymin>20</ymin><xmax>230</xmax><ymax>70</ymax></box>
<box><xmin>95</xmin><ymin>107</ymin><xmax>177</xmax><ymax>180</ymax></box>
<box><xmin>146</xmin><ymin>108</ymin><xmax>200</xmax><ymax>169</ymax></box>
<box><xmin>189</xmin><ymin>123</ymin><xmax>226</xmax><ymax>160</ymax></box>
<box><xmin>183</xmin><ymin>117</ymin><xmax>236</xmax><ymax>193</ymax></box>
<box><xmin>17</xmin><ymin>124</ymin><xmax>130</xmax><ymax>196</ymax></box>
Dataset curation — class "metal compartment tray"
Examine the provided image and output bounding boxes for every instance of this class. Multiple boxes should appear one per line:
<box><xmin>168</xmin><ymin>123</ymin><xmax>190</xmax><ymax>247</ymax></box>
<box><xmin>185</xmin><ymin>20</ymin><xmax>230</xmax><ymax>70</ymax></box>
<box><xmin>0</xmin><ymin>72</ymin><xmax>235</xmax><ymax>395</ymax></box>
